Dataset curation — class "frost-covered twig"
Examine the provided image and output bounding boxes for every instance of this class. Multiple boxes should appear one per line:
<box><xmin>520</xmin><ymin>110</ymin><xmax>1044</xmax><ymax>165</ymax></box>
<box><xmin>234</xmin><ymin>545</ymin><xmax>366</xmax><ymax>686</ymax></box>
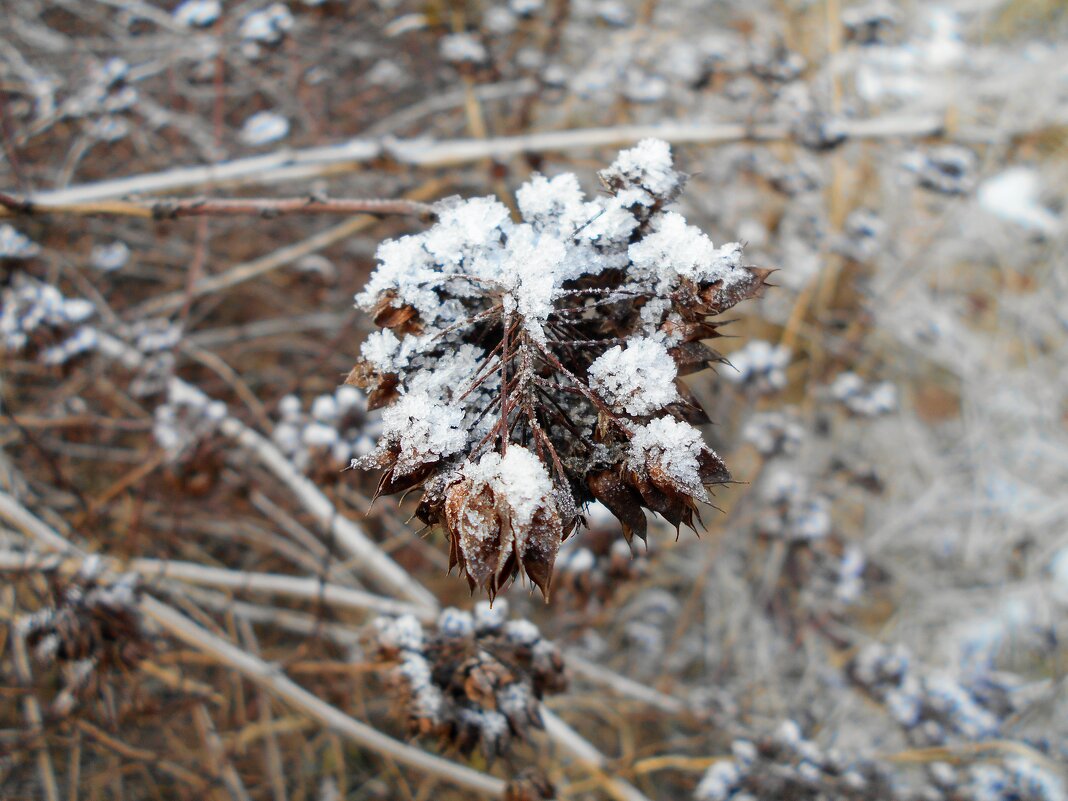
<box><xmin>13</xmin><ymin>117</ymin><xmax>946</xmax><ymax>206</ymax></box>
<box><xmin>0</xmin><ymin>193</ymin><xmax>435</xmax><ymax>221</ymax></box>
<box><xmin>0</xmin><ymin>551</ymin><xmax>429</xmax><ymax>620</ymax></box>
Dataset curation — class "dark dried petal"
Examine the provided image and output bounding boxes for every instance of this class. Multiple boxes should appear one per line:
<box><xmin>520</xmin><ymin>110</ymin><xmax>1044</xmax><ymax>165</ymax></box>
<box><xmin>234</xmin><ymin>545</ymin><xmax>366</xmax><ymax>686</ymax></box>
<box><xmin>697</xmin><ymin>449</ymin><xmax>731</xmax><ymax>485</ymax></box>
<box><xmin>670</xmin><ymin>342</ymin><xmax>722</xmax><ymax>376</ymax></box>
<box><xmin>587</xmin><ymin>470</ymin><xmax>647</xmax><ymax>543</ymax></box>
<box><xmin>518</xmin><ymin>503</ymin><xmax>562</xmax><ymax>598</ymax></box>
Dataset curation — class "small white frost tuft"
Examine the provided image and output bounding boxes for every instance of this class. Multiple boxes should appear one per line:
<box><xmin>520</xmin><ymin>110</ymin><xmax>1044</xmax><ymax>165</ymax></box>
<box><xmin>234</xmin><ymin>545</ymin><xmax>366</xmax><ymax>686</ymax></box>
<box><xmin>629</xmin><ymin>416</ymin><xmax>707</xmax><ymax>496</ymax></box>
<box><xmin>173</xmin><ymin>0</ymin><xmax>221</xmax><ymax>27</ymax></box>
<box><xmin>239</xmin><ymin>111</ymin><xmax>290</xmax><ymax>146</ymax></box>
<box><xmin>588</xmin><ymin>337</ymin><xmax>679</xmax><ymax>416</ymax></box>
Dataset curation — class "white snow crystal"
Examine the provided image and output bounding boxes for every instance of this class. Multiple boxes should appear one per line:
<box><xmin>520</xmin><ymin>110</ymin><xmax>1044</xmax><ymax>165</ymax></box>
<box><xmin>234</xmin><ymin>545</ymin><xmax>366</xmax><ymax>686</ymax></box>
<box><xmin>381</xmin><ymin>391</ymin><xmax>467</xmax><ymax>474</ymax></box>
<box><xmin>629</xmin><ymin>211</ymin><xmax>745</xmax><ymax>291</ymax></box>
<box><xmin>587</xmin><ymin>337</ymin><xmax>679</xmax><ymax>416</ymax></box>
<box><xmin>629</xmin><ymin>416</ymin><xmax>707</xmax><ymax>496</ymax></box>
<box><xmin>463</xmin><ymin>446</ymin><xmax>553</xmax><ymax>530</ymax></box>
<box><xmin>601</xmin><ymin>139</ymin><xmax>682</xmax><ymax>199</ymax></box>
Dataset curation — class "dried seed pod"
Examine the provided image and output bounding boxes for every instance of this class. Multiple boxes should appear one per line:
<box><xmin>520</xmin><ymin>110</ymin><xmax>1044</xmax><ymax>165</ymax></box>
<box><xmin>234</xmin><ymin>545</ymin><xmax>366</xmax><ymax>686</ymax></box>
<box><xmin>352</xmin><ymin>140</ymin><xmax>769</xmax><ymax>595</ymax></box>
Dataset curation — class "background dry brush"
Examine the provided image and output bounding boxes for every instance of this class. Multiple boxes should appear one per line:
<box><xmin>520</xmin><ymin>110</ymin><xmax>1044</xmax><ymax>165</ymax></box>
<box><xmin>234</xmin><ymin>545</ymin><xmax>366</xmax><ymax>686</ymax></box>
<box><xmin>1</xmin><ymin>1</ymin><xmax>1068</xmax><ymax>800</ymax></box>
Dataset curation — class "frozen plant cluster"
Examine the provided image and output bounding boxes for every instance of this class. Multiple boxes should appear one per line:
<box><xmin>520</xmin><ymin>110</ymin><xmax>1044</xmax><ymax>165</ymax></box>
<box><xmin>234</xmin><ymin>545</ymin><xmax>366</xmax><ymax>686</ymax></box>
<box><xmin>153</xmin><ymin>381</ymin><xmax>227</xmax><ymax>462</ymax></box>
<box><xmin>724</xmin><ymin>340</ymin><xmax>792</xmax><ymax>393</ymax></box>
<box><xmin>848</xmin><ymin>643</ymin><xmax>1013</xmax><ymax>745</ymax></box>
<box><xmin>367</xmin><ymin>601</ymin><xmax>565</xmax><ymax>761</ymax></box>
<box><xmin>272</xmin><ymin>386</ymin><xmax>379</xmax><ymax>473</ymax></box>
<box><xmin>694</xmin><ymin>719</ymin><xmax>894</xmax><ymax>801</ymax></box>
<box><xmin>0</xmin><ymin>274</ymin><xmax>97</xmax><ymax>365</ymax></box>
<box><xmin>352</xmin><ymin>140</ymin><xmax>768</xmax><ymax>595</ymax></box>
<box><xmin>830</xmin><ymin>372</ymin><xmax>898</xmax><ymax>417</ymax></box>
<box><xmin>16</xmin><ymin>558</ymin><xmax>148</xmax><ymax>713</ymax></box>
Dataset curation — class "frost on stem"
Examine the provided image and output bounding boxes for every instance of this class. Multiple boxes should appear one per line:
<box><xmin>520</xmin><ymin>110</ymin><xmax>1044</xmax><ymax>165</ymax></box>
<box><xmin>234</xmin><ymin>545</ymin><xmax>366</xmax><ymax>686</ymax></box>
<box><xmin>350</xmin><ymin>140</ymin><xmax>770</xmax><ymax>597</ymax></box>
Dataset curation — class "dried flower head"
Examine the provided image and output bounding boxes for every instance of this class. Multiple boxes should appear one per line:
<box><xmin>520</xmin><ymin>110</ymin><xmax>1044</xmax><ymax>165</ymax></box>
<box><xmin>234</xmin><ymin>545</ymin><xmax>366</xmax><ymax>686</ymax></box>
<box><xmin>351</xmin><ymin>140</ymin><xmax>769</xmax><ymax>597</ymax></box>
<box><xmin>367</xmin><ymin>601</ymin><xmax>565</xmax><ymax>761</ymax></box>
<box><xmin>16</xmin><ymin>559</ymin><xmax>149</xmax><ymax>713</ymax></box>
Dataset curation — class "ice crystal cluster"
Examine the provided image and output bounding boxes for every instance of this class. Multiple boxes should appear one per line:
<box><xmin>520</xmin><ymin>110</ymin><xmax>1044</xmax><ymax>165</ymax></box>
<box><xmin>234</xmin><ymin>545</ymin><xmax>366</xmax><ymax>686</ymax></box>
<box><xmin>351</xmin><ymin>140</ymin><xmax>768</xmax><ymax>596</ymax></box>
<box><xmin>367</xmin><ymin>601</ymin><xmax>565</xmax><ymax>761</ymax></box>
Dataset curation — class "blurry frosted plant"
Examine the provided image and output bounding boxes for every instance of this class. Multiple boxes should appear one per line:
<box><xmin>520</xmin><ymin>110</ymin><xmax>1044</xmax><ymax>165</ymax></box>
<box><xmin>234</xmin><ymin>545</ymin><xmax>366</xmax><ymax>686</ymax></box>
<box><xmin>694</xmin><ymin>720</ymin><xmax>895</xmax><ymax>801</ymax></box>
<box><xmin>724</xmin><ymin>340</ymin><xmax>791</xmax><ymax>394</ymax></box>
<box><xmin>240</xmin><ymin>3</ymin><xmax>294</xmax><ymax>54</ymax></box>
<box><xmin>848</xmin><ymin>644</ymin><xmax>1019</xmax><ymax>746</ymax></box>
<box><xmin>17</xmin><ymin>560</ymin><xmax>148</xmax><ymax>714</ymax></box>
<box><xmin>830</xmin><ymin>372</ymin><xmax>897</xmax><ymax>417</ymax></box>
<box><xmin>366</xmin><ymin>601</ymin><xmax>565</xmax><ymax>761</ymax></box>
<box><xmin>0</xmin><ymin>225</ymin><xmax>41</xmax><ymax>259</ymax></box>
<box><xmin>835</xmin><ymin>209</ymin><xmax>886</xmax><ymax>262</ymax></box>
<box><xmin>964</xmin><ymin>758</ymin><xmax>1066</xmax><ymax>801</ymax></box>
<box><xmin>757</xmin><ymin>469</ymin><xmax>831</xmax><ymax>541</ymax></box>
<box><xmin>349</xmin><ymin>140</ymin><xmax>769</xmax><ymax>596</ymax></box>
<box><xmin>440</xmin><ymin>33</ymin><xmax>489</xmax><ymax>65</ymax></box>
<box><xmin>153</xmin><ymin>381</ymin><xmax>227</xmax><ymax>462</ymax></box>
<box><xmin>742</xmin><ymin>410</ymin><xmax>804</xmax><ymax>458</ymax></box>
<box><xmin>0</xmin><ymin>274</ymin><xmax>96</xmax><ymax>364</ymax></box>
<box><xmin>273</xmin><ymin>386</ymin><xmax>380</xmax><ymax>473</ymax></box>
<box><xmin>903</xmin><ymin>145</ymin><xmax>977</xmax><ymax>195</ymax></box>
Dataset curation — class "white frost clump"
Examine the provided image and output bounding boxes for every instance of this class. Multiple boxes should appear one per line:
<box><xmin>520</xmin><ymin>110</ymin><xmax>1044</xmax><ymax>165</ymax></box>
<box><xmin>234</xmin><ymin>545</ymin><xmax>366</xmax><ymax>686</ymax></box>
<box><xmin>588</xmin><ymin>337</ymin><xmax>679</xmax><ymax>416</ymax></box>
<box><xmin>379</xmin><ymin>392</ymin><xmax>467</xmax><ymax>476</ymax></box>
<box><xmin>830</xmin><ymin>372</ymin><xmax>897</xmax><ymax>417</ymax></box>
<box><xmin>240</xmin><ymin>4</ymin><xmax>294</xmax><ymax>44</ymax></box>
<box><xmin>629</xmin><ymin>416</ymin><xmax>708</xmax><ymax>496</ymax></box>
<box><xmin>463</xmin><ymin>447</ymin><xmax>554</xmax><ymax>531</ymax></box>
<box><xmin>600</xmin><ymin>138</ymin><xmax>681</xmax><ymax>201</ymax></box>
<box><xmin>0</xmin><ymin>225</ymin><xmax>42</xmax><ymax>260</ymax></box>
<box><xmin>440</xmin><ymin>33</ymin><xmax>488</xmax><ymax>64</ymax></box>
<box><xmin>239</xmin><ymin>111</ymin><xmax>290</xmax><ymax>146</ymax></box>
<box><xmin>173</xmin><ymin>0</ymin><xmax>221</xmax><ymax>27</ymax></box>
<box><xmin>153</xmin><ymin>381</ymin><xmax>227</xmax><ymax>461</ymax></box>
<box><xmin>1</xmin><ymin>274</ymin><xmax>95</xmax><ymax>355</ymax></box>
<box><xmin>273</xmin><ymin>385</ymin><xmax>379</xmax><ymax>472</ymax></box>
<box><xmin>89</xmin><ymin>241</ymin><xmax>130</xmax><ymax>272</ymax></box>
<box><xmin>629</xmin><ymin>212</ymin><xmax>744</xmax><ymax>291</ymax></box>
<box><xmin>978</xmin><ymin>167</ymin><xmax>1060</xmax><ymax>236</ymax></box>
